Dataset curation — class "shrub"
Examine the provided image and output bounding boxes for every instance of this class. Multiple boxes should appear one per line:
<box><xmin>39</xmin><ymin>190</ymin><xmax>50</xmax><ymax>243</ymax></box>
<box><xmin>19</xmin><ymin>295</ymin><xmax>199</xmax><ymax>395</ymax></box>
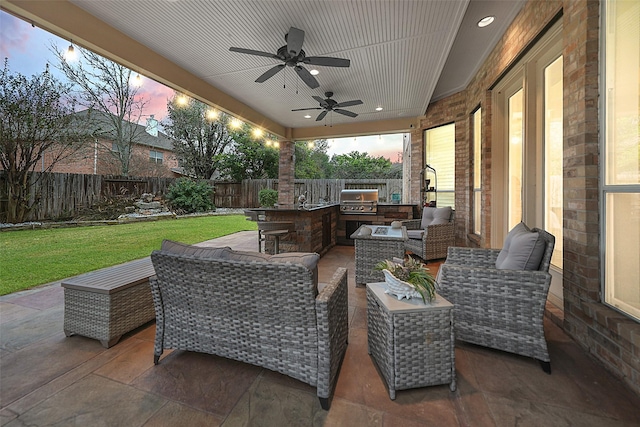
<box><xmin>166</xmin><ymin>178</ymin><xmax>214</xmax><ymax>214</ymax></box>
<box><xmin>258</xmin><ymin>188</ymin><xmax>278</xmax><ymax>207</ymax></box>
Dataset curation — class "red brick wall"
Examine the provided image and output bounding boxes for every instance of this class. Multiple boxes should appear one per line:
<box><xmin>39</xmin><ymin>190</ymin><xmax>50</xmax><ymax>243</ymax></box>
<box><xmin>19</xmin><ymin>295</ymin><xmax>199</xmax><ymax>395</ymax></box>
<box><xmin>415</xmin><ymin>0</ymin><xmax>640</xmax><ymax>395</ymax></box>
<box><xmin>37</xmin><ymin>138</ymin><xmax>178</xmax><ymax>178</ymax></box>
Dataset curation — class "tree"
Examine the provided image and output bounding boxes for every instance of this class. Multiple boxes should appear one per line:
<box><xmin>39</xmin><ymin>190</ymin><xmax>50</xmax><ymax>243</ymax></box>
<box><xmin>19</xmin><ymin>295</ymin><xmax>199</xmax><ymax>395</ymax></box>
<box><xmin>0</xmin><ymin>60</ymin><xmax>91</xmax><ymax>223</ymax></box>
<box><xmin>52</xmin><ymin>45</ymin><xmax>148</xmax><ymax>176</ymax></box>
<box><xmin>164</xmin><ymin>96</ymin><xmax>236</xmax><ymax>179</ymax></box>
<box><xmin>295</xmin><ymin>139</ymin><xmax>331</xmax><ymax>179</ymax></box>
<box><xmin>216</xmin><ymin>124</ymin><xmax>279</xmax><ymax>181</ymax></box>
<box><xmin>329</xmin><ymin>151</ymin><xmax>393</xmax><ymax>179</ymax></box>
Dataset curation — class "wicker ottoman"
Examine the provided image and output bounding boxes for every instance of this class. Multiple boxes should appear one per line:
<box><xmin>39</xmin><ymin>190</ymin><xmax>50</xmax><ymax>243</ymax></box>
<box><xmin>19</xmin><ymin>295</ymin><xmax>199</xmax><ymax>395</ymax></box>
<box><xmin>62</xmin><ymin>258</ymin><xmax>156</xmax><ymax>348</ymax></box>
<box><xmin>367</xmin><ymin>282</ymin><xmax>456</xmax><ymax>399</ymax></box>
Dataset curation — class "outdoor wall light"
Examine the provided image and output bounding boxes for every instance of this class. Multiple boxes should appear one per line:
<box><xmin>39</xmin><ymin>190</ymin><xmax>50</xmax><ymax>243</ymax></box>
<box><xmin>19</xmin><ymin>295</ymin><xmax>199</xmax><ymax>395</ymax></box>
<box><xmin>252</xmin><ymin>128</ymin><xmax>264</xmax><ymax>138</ymax></box>
<box><xmin>176</xmin><ymin>94</ymin><xmax>189</xmax><ymax>105</ymax></box>
<box><xmin>230</xmin><ymin>118</ymin><xmax>243</xmax><ymax>129</ymax></box>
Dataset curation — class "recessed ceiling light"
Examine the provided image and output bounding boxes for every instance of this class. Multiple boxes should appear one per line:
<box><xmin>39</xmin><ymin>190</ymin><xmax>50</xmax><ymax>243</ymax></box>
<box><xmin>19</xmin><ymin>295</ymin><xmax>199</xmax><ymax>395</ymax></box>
<box><xmin>304</xmin><ymin>114</ymin><xmax>311</xmax><ymax>119</ymax></box>
<box><xmin>375</xmin><ymin>107</ymin><xmax>383</xmax><ymax>111</ymax></box>
<box><xmin>477</xmin><ymin>16</ymin><xmax>495</xmax><ymax>28</ymax></box>
<box><xmin>309</xmin><ymin>69</ymin><xmax>319</xmax><ymax>76</ymax></box>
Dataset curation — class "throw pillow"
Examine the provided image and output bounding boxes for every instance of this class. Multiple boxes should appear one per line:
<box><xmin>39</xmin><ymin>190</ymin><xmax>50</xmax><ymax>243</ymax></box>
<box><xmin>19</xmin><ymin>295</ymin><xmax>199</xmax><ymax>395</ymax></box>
<box><xmin>421</xmin><ymin>206</ymin><xmax>452</xmax><ymax>228</ymax></box>
<box><xmin>161</xmin><ymin>240</ymin><xmax>230</xmax><ymax>259</ymax></box>
<box><xmin>495</xmin><ymin>222</ymin><xmax>546</xmax><ymax>270</ymax></box>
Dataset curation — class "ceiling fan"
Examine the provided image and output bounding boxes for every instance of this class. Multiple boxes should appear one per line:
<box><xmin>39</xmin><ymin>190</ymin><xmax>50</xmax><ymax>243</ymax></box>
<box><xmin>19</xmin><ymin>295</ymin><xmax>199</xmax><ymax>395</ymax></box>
<box><xmin>292</xmin><ymin>92</ymin><xmax>363</xmax><ymax>121</ymax></box>
<box><xmin>229</xmin><ymin>27</ymin><xmax>350</xmax><ymax>89</ymax></box>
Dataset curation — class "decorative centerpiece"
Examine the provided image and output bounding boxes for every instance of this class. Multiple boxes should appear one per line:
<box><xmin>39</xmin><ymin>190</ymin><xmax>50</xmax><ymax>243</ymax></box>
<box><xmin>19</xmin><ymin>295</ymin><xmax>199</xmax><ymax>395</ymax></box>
<box><xmin>374</xmin><ymin>257</ymin><xmax>437</xmax><ymax>303</ymax></box>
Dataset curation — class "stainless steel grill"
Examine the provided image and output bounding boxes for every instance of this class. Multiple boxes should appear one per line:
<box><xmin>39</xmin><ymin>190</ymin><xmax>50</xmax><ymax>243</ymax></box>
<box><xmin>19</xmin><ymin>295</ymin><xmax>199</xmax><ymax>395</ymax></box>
<box><xmin>340</xmin><ymin>189</ymin><xmax>378</xmax><ymax>214</ymax></box>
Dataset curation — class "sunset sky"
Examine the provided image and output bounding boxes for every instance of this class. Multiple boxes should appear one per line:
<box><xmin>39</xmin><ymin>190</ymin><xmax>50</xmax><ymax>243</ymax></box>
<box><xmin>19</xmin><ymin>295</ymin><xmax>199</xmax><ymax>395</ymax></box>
<box><xmin>1</xmin><ymin>11</ymin><xmax>403</xmax><ymax>161</ymax></box>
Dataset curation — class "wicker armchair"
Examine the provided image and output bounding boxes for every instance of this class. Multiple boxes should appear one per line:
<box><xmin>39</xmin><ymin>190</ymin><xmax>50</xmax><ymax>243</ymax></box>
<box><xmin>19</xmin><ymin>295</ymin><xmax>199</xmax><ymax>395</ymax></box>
<box><xmin>401</xmin><ymin>207</ymin><xmax>455</xmax><ymax>261</ymax></box>
<box><xmin>150</xmin><ymin>242</ymin><xmax>349</xmax><ymax>410</ymax></box>
<box><xmin>436</xmin><ymin>227</ymin><xmax>555</xmax><ymax>373</ymax></box>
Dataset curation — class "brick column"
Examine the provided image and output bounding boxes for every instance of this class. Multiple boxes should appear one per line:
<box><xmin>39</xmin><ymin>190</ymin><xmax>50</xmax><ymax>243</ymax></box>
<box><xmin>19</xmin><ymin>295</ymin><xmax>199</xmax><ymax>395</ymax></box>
<box><xmin>277</xmin><ymin>139</ymin><xmax>295</xmax><ymax>208</ymax></box>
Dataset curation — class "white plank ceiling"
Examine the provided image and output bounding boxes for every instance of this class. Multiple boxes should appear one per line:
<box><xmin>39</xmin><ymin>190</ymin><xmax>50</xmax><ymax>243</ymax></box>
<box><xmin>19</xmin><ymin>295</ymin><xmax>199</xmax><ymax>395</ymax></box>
<box><xmin>68</xmin><ymin>0</ymin><xmax>524</xmax><ymax>130</ymax></box>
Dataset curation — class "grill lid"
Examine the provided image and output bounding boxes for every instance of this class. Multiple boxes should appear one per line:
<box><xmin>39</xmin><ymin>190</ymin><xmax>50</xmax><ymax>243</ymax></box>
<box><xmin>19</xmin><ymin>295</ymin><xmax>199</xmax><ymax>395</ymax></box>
<box><xmin>339</xmin><ymin>189</ymin><xmax>378</xmax><ymax>203</ymax></box>
<box><xmin>340</xmin><ymin>189</ymin><xmax>378</xmax><ymax>214</ymax></box>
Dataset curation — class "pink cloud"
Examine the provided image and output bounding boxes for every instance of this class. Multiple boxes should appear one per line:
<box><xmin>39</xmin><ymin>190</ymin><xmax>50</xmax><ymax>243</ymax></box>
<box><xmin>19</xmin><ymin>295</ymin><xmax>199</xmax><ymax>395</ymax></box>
<box><xmin>0</xmin><ymin>13</ymin><xmax>32</xmax><ymax>56</ymax></box>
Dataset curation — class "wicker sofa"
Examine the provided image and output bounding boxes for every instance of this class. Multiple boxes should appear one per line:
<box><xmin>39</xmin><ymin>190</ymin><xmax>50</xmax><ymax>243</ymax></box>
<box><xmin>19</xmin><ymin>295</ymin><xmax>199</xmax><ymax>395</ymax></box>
<box><xmin>436</xmin><ymin>224</ymin><xmax>555</xmax><ymax>373</ymax></box>
<box><xmin>150</xmin><ymin>240</ymin><xmax>349</xmax><ymax>410</ymax></box>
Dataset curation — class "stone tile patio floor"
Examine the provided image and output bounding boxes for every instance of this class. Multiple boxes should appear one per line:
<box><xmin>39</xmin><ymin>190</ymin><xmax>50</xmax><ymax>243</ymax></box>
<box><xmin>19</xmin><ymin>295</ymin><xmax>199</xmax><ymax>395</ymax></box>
<box><xmin>1</xmin><ymin>230</ymin><xmax>639</xmax><ymax>426</ymax></box>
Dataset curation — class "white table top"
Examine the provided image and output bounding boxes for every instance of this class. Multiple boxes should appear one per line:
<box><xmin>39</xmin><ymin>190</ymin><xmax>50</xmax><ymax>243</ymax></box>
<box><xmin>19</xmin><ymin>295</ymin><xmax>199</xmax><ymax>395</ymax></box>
<box><xmin>367</xmin><ymin>282</ymin><xmax>453</xmax><ymax>313</ymax></box>
<box><xmin>351</xmin><ymin>225</ymin><xmax>408</xmax><ymax>240</ymax></box>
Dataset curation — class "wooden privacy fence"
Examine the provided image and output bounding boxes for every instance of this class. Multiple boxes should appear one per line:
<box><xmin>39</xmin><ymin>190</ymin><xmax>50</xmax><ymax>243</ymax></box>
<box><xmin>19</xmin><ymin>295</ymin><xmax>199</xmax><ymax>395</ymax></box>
<box><xmin>0</xmin><ymin>172</ymin><xmax>402</xmax><ymax>221</ymax></box>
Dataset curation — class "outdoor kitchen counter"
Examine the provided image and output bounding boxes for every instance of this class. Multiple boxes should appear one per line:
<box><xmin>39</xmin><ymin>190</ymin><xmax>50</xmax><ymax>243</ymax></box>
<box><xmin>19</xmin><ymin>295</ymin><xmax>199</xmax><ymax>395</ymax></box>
<box><xmin>247</xmin><ymin>204</ymin><xmax>340</xmax><ymax>256</ymax></box>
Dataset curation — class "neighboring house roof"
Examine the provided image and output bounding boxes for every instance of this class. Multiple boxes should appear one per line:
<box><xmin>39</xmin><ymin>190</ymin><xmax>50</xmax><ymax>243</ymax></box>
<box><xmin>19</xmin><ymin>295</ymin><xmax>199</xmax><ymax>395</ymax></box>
<box><xmin>73</xmin><ymin>109</ymin><xmax>173</xmax><ymax>151</ymax></box>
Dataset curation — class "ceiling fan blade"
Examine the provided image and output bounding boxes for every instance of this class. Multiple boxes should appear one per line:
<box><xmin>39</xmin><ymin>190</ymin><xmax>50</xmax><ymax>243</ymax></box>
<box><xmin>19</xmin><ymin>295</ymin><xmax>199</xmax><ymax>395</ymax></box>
<box><xmin>335</xmin><ymin>99</ymin><xmax>363</xmax><ymax>108</ymax></box>
<box><xmin>229</xmin><ymin>47</ymin><xmax>280</xmax><ymax>60</ymax></box>
<box><xmin>334</xmin><ymin>109</ymin><xmax>358</xmax><ymax>118</ymax></box>
<box><xmin>316</xmin><ymin>110</ymin><xmax>328</xmax><ymax>121</ymax></box>
<box><xmin>294</xmin><ymin>66</ymin><xmax>319</xmax><ymax>89</ymax></box>
<box><xmin>291</xmin><ymin>107</ymin><xmax>322</xmax><ymax>111</ymax></box>
<box><xmin>304</xmin><ymin>56</ymin><xmax>351</xmax><ymax>67</ymax></box>
<box><xmin>255</xmin><ymin>64</ymin><xmax>285</xmax><ymax>83</ymax></box>
<box><xmin>312</xmin><ymin>95</ymin><xmax>328</xmax><ymax>108</ymax></box>
<box><xmin>287</xmin><ymin>27</ymin><xmax>305</xmax><ymax>56</ymax></box>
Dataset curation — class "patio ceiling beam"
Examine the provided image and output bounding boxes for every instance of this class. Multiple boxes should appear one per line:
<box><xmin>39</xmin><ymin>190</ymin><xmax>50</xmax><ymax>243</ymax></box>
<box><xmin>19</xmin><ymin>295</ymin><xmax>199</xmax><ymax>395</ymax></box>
<box><xmin>290</xmin><ymin>117</ymin><xmax>420</xmax><ymax>140</ymax></box>
<box><xmin>0</xmin><ymin>0</ymin><xmax>287</xmax><ymax>138</ymax></box>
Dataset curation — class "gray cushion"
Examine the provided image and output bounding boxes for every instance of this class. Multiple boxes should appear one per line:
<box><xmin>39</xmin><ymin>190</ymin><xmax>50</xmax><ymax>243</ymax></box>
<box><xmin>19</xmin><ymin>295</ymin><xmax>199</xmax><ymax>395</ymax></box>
<box><xmin>161</xmin><ymin>240</ymin><xmax>230</xmax><ymax>259</ymax></box>
<box><xmin>407</xmin><ymin>229</ymin><xmax>425</xmax><ymax>240</ymax></box>
<box><xmin>219</xmin><ymin>249</ymin><xmax>271</xmax><ymax>263</ymax></box>
<box><xmin>271</xmin><ymin>252</ymin><xmax>320</xmax><ymax>272</ymax></box>
<box><xmin>421</xmin><ymin>206</ymin><xmax>452</xmax><ymax>228</ymax></box>
<box><xmin>495</xmin><ymin>222</ymin><xmax>546</xmax><ymax>270</ymax></box>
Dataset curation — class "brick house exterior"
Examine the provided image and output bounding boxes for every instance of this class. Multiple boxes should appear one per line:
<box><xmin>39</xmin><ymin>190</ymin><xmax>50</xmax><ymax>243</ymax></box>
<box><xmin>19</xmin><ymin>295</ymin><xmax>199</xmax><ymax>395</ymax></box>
<box><xmin>38</xmin><ymin>110</ymin><xmax>179</xmax><ymax>178</ymax></box>
<box><xmin>409</xmin><ymin>0</ymin><xmax>639</xmax><ymax>395</ymax></box>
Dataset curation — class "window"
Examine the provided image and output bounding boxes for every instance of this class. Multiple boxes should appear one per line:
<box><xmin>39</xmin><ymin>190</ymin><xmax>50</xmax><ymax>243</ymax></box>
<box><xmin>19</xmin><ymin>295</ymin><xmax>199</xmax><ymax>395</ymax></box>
<box><xmin>473</xmin><ymin>108</ymin><xmax>482</xmax><ymax>234</ymax></box>
<box><xmin>602</xmin><ymin>0</ymin><xmax>640</xmax><ymax>321</ymax></box>
<box><xmin>424</xmin><ymin>124</ymin><xmax>455</xmax><ymax>208</ymax></box>
<box><xmin>150</xmin><ymin>150</ymin><xmax>163</xmax><ymax>164</ymax></box>
<box><xmin>492</xmin><ymin>21</ymin><xmax>563</xmax><ymax>305</ymax></box>
<box><xmin>544</xmin><ymin>56</ymin><xmax>563</xmax><ymax>269</ymax></box>
<box><xmin>508</xmin><ymin>89</ymin><xmax>523</xmax><ymax>230</ymax></box>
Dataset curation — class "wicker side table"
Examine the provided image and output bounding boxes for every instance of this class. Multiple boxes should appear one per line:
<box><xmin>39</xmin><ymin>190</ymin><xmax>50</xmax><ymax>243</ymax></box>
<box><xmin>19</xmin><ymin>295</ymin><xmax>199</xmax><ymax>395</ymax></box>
<box><xmin>351</xmin><ymin>225</ymin><xmax>408</xmax><ymax>285</ymax></box>
<box><xmin>366</xmin><ymin>282</ymin><xmax>456</xmax><ymax>399</ymax></box>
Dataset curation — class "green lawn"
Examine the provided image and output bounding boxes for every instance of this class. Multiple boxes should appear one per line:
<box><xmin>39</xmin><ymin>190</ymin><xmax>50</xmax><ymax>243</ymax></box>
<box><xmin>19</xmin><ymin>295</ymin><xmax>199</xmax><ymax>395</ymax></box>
<box><xmin>0</xmin><ymin>215</ymin><xmax>256</xmax><ymax>296</ymax></box>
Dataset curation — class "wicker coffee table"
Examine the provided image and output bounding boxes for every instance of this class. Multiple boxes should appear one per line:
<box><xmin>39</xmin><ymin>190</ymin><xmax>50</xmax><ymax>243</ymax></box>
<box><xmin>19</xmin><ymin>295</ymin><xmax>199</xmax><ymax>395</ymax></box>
<box><xmin>367</xmin><ymin>282</ymin><xmax>456</xmax><ymax>399</ymax></box>
<box><xmin>351</xmin><ymin>225</ymin><xmax>408</xmax><ymax>285</ymax></box>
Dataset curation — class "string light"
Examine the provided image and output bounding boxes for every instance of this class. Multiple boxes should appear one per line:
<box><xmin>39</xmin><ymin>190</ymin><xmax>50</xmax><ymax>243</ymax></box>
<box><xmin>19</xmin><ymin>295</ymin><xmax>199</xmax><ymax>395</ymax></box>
<box><xmin>132</xmin><ymin>74</ymin><xmax>143</xmax><ymax>87</ymax></box>
<box><xmin>230</xmin><ymin>118</ymin><xmax>243</xmax><ymax>129</ymax></box>
<box><xmin>65</xmin><ymin>42</ymin><xmax>76</xmax><ymax>61</ymax></box>
<box><xmin>252</xmin><ymin>128</ymin><xmax>264</xmax><ymax>138</ymax></box>
<box><xmin>206</xmin><ymin>109</ymin><xmax>219</xmax><ymax>120</ymax></box>
<box><xmin>176</xmin><ymin>94</ymin><xmax>189</xmax><ymax>106</ymax></box>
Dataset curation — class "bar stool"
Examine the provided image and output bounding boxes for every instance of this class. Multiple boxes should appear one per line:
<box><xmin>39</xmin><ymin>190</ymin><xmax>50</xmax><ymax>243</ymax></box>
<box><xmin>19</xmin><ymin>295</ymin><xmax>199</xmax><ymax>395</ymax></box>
<box><xmin>244</xmin><ymin>210</ymin><xmax>266</xmax><ymax>252</ymax></box>
<box><xmin>258</xmin><ymin>221</ymin><xmax>294</xmax><ymax>254</ymax></box>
